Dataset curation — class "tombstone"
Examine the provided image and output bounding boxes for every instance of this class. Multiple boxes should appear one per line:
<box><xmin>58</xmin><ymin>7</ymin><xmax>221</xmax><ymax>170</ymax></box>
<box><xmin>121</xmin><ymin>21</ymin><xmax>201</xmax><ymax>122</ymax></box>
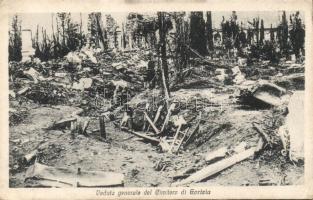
<box><xmin>21</xmin><ymin>29</ymin><xmax>35</xmax><ymax>62</ymax></box>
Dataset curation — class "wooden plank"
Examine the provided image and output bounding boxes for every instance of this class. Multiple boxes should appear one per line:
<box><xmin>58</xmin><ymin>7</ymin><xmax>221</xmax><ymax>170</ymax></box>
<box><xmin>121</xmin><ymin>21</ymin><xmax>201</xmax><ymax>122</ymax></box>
<box><xmin>161</xmin><ymin>103</ymin><xmax>176</xmax><ymax>132</ymax></box>
<box><xmin>17</xmin><ymin>87</ymin><xmax>30</xmax><ymax>95</ymax></box>
<box><xmin>120</xmin><ymin>127</ymin><xmax>160</xmax><ymax>143</ymax></box>
<box><xmin>144</xmin><ymin>112</ymin><xmax>160</xmax><ymax>134</ymax></box>
<box><xmin>153</xmin><ymin>105</ymin><xmax>163</xmax><ymax>123</ymax></box>
<box><xmin>169</xmin><ymin>124</ymin><xmax>182</xmax><ymax>153</ymax></box>
<box><xmin>172</xmin><ymin>138</ymin><xmax>263</xmax><ymax>186</ymax></box>
<box><xmin>146</xmin><ymin>105</ymin><xmax>163</xmax><ymax>132</ymax></box>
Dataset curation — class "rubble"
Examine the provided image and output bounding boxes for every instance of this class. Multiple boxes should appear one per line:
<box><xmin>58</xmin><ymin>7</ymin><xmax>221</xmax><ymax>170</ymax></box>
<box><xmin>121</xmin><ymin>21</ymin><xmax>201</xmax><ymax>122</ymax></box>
<box><xmin>72</xmin><ymin>78</ymin><xmax>93</xmax><ymax>90</ymax></box>
<box><xmin>8</xmin><ymin>11</ymin><xmax>305</xmax><ymax>188</ymax></box>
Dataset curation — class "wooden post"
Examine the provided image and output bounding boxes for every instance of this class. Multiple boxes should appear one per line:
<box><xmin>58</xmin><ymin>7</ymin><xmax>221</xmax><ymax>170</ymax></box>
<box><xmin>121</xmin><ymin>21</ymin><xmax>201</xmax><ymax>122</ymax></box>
<box><xmin>99</xmin><ymin>116</ymin><xmax>106</xmax><ymax>139</ymax></box>
<box><xmin>161</xmin><ymin>103</ymin><xmax>176</xmax><ymax>132</ymax></box>
<box><xmin>70</xmin><ymin>119</ymin><xmax>77</xmax><ymax>139</ymax></box>
<box><xmin>169</xmin><ymin>124</ymin><xmax>182</xmax><ymax>153</ymax></box>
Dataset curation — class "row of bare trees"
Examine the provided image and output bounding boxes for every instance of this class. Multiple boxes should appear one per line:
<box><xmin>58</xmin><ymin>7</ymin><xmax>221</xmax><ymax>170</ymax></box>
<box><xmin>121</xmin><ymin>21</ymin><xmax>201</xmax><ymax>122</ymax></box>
<box><xmin>9</xmin><ymin>11</ymin><xmax>305</xmax><ymax>63</ymax></box>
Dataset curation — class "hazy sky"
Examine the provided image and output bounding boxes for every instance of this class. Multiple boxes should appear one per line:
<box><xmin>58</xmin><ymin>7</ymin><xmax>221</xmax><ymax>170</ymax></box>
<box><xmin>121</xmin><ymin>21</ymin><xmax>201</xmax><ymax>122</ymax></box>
<box><xmin>11</xmin><ymin>11</ymin><xmax>304</xmax><ymax>37</ymax></box>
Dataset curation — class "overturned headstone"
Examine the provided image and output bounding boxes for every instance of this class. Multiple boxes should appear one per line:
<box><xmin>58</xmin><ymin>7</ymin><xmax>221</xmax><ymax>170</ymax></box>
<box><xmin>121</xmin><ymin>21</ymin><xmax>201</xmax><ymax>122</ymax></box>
<box><xmin>237</xmin><ymin>81</ymin><xmax>288</xmax><ymax>108</ymax></box>
<box><xmin>25</xmin><ymin>163</ymin><xmax>124</xmax><ymax>187</ymax></box>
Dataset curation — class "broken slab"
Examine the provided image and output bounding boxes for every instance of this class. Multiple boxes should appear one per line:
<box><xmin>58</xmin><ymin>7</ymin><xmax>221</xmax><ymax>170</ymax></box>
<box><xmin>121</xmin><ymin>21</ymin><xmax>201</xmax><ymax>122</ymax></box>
<box><xmin>238</xmin><ymin>57</ymin><xmax>247</xmax><ymax>66</ymax></box>
<box><xmin>215</xmin><ymin>68</ymin><xmax>227</xmax><ymax>82</ymax></box>
<box><xmin>172</xmin><ymin>138</ymin><xmax>263</xmax><ymax>186</ymax></box>
<box><xmin>17</xmin><ymin>87</ymin><xmax>30</xmax><ymax>95</ymax></box>
<box><xmin>9</xmin><ymin>90</ymin><xmax>16</xmax><ymax>98</ymax></box>
<box><xmin>232</xmin><ymin>66</ymin><xmax>245</xmax><ymax>85</ymax></box>
<box><xmin>286</xmin><ymin>91</ymin><xmax>304</xmax><ymax>162</ymax></box>
<box><xmin>72</xmin><ymin>78</ymin><xmax>93</xmax><ymax>90</ymax></box>
<box><xmin>50</xmin><ymin>117</ymin><xmax>77</xmax><ymax>130</ymax></box>
<box><xmin>25</xmin><ymin>163</ymin><xmax>124</xmax><ymax>187</ymax></box>
<box><xmin>65</xmin><ymin>52</ymin><xmax>82</xmax><ymax>64</ymax></box>
<box><xmin>204</xmin><ymin>146</ymin><xmax>228</xmax><ymax>163</ymax></box>
<box><xmin>111</xmin><ymin>80</ymin><xmax>129</xmax><ymax>88</ymax></box>
<box><xmin>238</xmin><ymin>81</ymin><xmax>288</xmax><ymax>108</ymax></box>
<box><xmin>24</xmin><ymin>68</ymin><xmax>41</xmax><ymax>83</ymax></box>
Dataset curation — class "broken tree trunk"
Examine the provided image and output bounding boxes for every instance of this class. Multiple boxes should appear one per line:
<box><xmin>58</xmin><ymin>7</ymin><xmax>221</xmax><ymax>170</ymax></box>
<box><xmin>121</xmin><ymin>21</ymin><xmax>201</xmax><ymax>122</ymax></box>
<box><xmin>158</xmin><ymin>12</ymin><xmax>170</xmax><ymax>101</ymax></box>
<box><xmin>172</xmin><ymin>138</ymin><xmax>263</xmax><ymax>186</ymax></box>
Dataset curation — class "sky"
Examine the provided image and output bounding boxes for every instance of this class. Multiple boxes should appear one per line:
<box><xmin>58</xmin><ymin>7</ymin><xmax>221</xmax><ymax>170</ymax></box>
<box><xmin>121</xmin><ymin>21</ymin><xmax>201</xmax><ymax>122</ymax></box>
<box><xmin>10</xmin><ymin>11</ymin><xmax>304</xmax><ymax>37</ymax></box>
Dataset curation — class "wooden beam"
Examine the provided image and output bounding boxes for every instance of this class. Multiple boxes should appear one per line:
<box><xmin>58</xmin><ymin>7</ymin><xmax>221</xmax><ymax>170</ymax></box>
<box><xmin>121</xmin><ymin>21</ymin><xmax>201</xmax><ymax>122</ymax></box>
<box><xmin>144</xmin><ymin>112</ymin><xmax>160</xmax><ymax>134</ymax></box>
<box><xmin>172</xmin><ymin>138</ymin><xmax>263</xmax><ymax>186</ymax></box>
<box><xmin>161</xmin><ymin>103</ymin><xmax>176</xmax><ymax>132</ymax></box>
<box><xmin>120</xmin><ymin>127</ymin><xmax>160</xmax><ymax>143</ymax></box>
<box><xmin>146</xmin><ymin>105</ymin><xmax>163</xmax><ymax>132</ymax></box>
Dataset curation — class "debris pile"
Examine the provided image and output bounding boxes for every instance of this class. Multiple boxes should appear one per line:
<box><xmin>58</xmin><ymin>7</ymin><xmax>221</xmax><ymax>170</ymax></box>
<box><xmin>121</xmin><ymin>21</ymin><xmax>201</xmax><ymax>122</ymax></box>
<box><xmin>9</xmin><ymin>11</ymin><xmax>305</xmax><ymax>188</ymax></box>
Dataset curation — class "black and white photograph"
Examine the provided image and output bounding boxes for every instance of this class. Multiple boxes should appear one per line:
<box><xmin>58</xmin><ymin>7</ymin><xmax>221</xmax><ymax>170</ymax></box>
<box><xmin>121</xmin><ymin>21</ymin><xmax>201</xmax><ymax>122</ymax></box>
<box><xmin>7</xmin><ymin>10</ymin><xmax>306</xmax><ymax>188</ymax></box>
<box><xmin>2</xmin><ymin>0</ymin><xmax>312</xmax><ymax>197</ymax></box>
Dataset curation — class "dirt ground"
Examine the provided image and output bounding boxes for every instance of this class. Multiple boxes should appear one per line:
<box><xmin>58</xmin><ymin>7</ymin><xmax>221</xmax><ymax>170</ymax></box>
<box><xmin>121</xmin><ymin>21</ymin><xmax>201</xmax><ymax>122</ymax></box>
<box><xmin>9</xmin><ymin>87</ymin><xmax>304</xmax><ymax>187</ymax></box>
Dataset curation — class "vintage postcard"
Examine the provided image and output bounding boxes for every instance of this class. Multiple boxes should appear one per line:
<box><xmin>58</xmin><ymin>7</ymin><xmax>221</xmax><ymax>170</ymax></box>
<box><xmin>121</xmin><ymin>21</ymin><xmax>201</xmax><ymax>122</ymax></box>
<box><xmin>0</xmin><ymin>0</ymin><xmax>312</xmax><ymax>199</ymax></box>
